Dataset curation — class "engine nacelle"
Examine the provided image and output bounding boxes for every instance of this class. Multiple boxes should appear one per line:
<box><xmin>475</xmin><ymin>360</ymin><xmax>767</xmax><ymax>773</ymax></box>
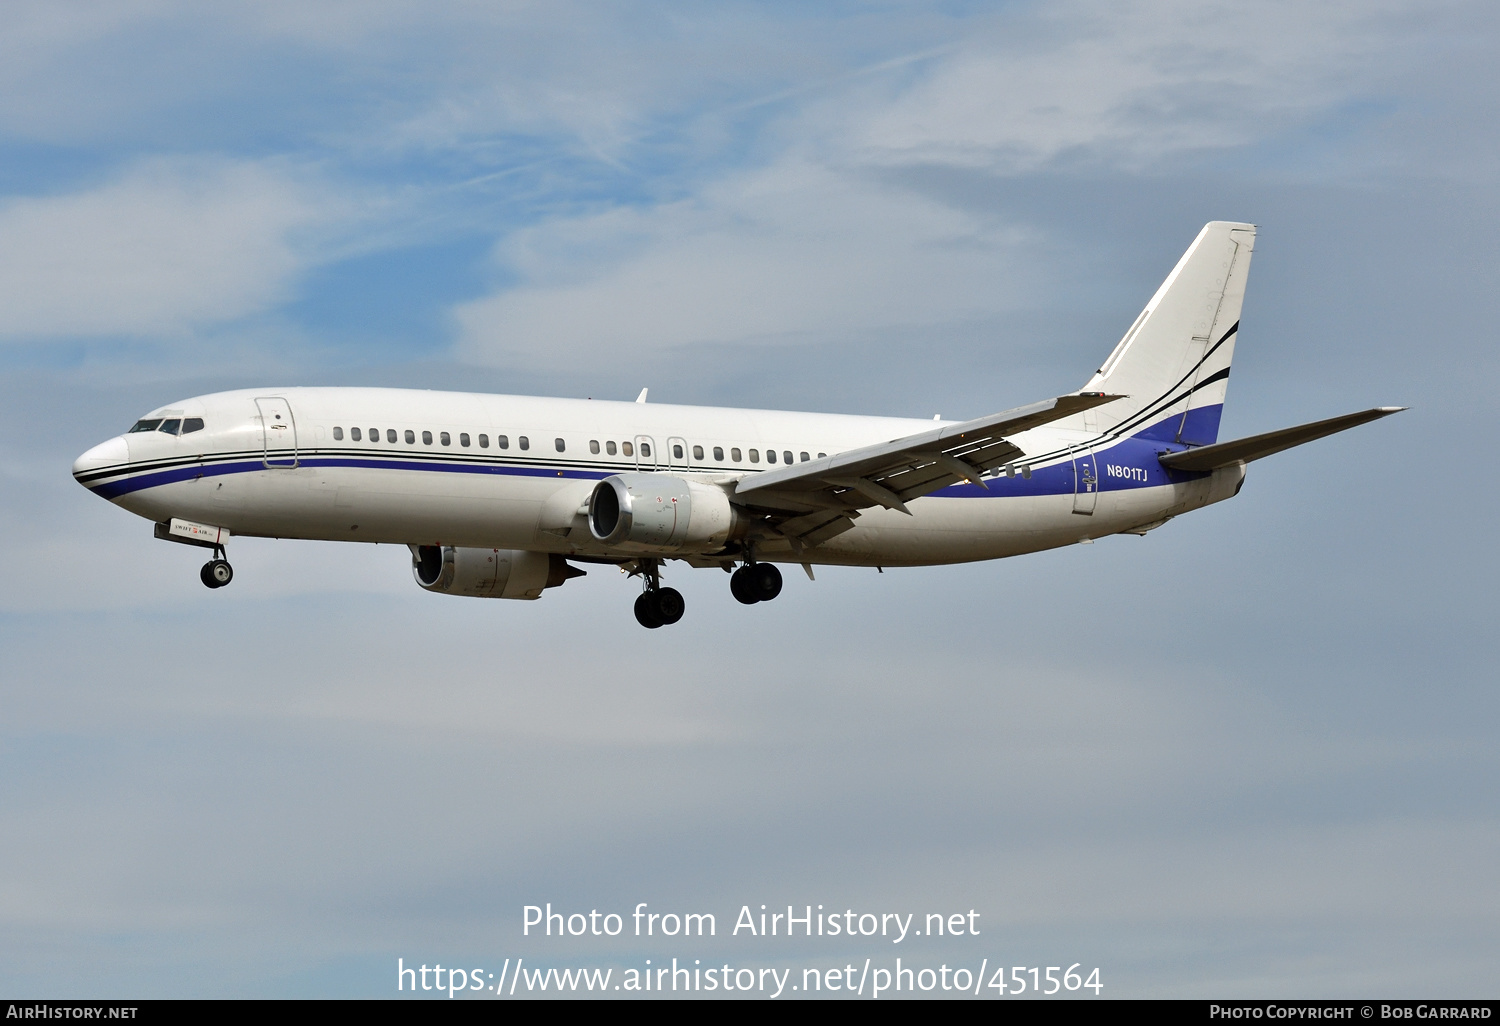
<box><xmin>587</xmin><ymin>473</ymin><xmax>737</xmax><ymax>553</ymax></box>
<box><xmin>410</xmin><ymin>546</ymin><xmax>582</xmax><ymax>600</ymax></box>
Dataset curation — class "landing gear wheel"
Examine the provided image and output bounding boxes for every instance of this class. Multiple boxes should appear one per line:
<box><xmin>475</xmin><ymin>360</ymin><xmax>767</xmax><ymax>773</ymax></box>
<box><xmin>200</xmin><ymin>559</ymin><xmax>233</xmax><ymax>589</ymax></box>
<box><xmin>730</xmin><ymin>566</ymin><xmax>760</xmax><ymax>604</ymax></box>
<box><xmin>654</xmin><ymin>587</ymin><xmax>685</xmax><ymax>625</ymax></box>
<box><xmin>634</xmin><ymin>587</ymin><xmax>686</xmax><ymax>628</ymax></box>
<box><xmin>634</xmin><ymin>592</ymin><xmax>665</xmax><ymax>629</ymax></box>
<box><xmin>750</xmin><ymin>562</ymin><xmax>782</xmax><ymax>601</ymax></box>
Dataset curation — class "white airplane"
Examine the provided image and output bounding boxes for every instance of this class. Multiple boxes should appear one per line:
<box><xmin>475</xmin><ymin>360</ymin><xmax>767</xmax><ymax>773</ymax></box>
<box><xmin>73</xmin><ymin>221</ymin><xmax>1402</xmax><ymax>628</ymax></box>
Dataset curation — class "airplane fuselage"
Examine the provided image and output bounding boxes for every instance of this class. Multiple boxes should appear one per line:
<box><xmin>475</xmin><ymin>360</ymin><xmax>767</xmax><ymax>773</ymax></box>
<box><xmin>74</xmin><ymin>385</ymin><xmax>1237</xmax><ymax>568</ymax></box>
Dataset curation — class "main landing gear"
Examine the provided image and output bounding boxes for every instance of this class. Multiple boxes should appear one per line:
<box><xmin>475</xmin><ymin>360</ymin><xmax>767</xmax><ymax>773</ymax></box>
<box><xmin>200</xmin><ymin>546</ymin><xmax>233</xmax><ymax>589</ymax></box>
<box><xmin>633</xmin><ymin>559</ymin><xmax>685</xmax><ymax>629</ymax></box>
<box><xmin>627</xmin><ymin>557</ymin><xmax>785</xmax><ymax>628</ymax></box>
<box><xmin>730</xmin><ymin>562</ymin><xmax>782</xmax><ymax>604</ymax></box>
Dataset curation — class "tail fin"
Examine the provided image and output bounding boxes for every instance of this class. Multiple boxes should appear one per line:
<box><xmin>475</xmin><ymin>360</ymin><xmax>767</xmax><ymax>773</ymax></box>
<box><xmin>1082</xmin><ymin>221</ymin><xmax>1256</xmax><ymax>445</ymax></box>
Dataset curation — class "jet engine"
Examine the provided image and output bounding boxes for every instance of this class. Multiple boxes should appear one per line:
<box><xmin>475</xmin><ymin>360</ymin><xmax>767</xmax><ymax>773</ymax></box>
<box><xmin>587</xmin><ymin>473</ymin><xmax>737</xmax><ymax>552</ymax></box>
<box><xmin>410</xmin><ymin>546</ymin><xmax>583</xmax><ymax>600</ymax></box>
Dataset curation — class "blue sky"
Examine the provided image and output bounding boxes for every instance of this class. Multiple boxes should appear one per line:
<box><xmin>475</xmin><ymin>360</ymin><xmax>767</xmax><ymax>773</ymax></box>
<box><xmin>1</xmin><ymin>0</ymin><xmax>1497</xmax><ymax>998</ymax></box>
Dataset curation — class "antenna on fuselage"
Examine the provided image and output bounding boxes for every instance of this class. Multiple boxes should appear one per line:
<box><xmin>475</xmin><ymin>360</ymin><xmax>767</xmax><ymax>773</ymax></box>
<box><xmin>635</xmin><ymin>388</ymin><xmax>649</xmax><ymax>403</ymax></box>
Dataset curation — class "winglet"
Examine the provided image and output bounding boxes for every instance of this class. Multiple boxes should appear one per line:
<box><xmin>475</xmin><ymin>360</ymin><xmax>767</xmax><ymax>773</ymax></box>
<box><xmin>635</xmin><ymin>388</ymin><xmax>649</xmax><ymax>403</ymax></box>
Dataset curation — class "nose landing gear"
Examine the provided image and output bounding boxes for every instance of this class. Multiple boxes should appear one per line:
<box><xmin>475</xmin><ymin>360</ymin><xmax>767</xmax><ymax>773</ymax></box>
<box><xmin>200</xmin><ymin>546</ymin><xmax>233</xmax><ymax>589</ymax></box>
<box><xmin>626</xmin><ymin>557</ymin><xmax>786</xmax><ymax>627</ymax></box>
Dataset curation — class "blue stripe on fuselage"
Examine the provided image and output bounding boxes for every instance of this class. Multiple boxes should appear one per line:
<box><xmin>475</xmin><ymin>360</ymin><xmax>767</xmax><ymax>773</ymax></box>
<box><xmin>88</xmin><ymin>455</ymin><xmax>615</xmax><ymax>499</ymax></box>
<box><xmin>933</xmin><ymin>405</ymin><xmax>1219</xmax><ymax>498</ymax></box>
<box><xmin>1133</xmin><ymin>403</ymin><xmax>1223</xmax><ymax>445</ymax></box>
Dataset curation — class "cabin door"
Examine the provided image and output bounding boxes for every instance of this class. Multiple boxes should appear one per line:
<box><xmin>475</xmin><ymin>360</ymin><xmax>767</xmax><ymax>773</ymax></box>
<box><xmin>634</xmin><ymin>435</ymin><xmax>657</xmax><ymax>471</ymax></box>
<box><xmin>255</xmin><ymin>397</ymin><xmax>298</xmax><ymax>468</ymax></box>
<box><xmin>1071</xmin><ymin>447</ymin><xmax>1098</xmax><ymax>515</ymax></box>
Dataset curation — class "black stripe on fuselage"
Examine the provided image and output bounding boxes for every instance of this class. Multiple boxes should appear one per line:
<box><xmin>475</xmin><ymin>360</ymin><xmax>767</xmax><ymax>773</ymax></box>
<box><xmin>81</xmin><ymin>446</ymin><xmax>773</xmax><ymax>487</ymax></box>
<box><xmin>1017</xmin><ymin>321</ymin><xmax>1238</xmax><ymax>466</ymax></box>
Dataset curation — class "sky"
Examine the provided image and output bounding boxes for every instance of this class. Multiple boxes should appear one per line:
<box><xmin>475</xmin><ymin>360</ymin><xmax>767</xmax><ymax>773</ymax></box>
<box><xmin>1</xmin><ymin>0</ymin><xmax>1497</xmax><ymax>999</ymax></box>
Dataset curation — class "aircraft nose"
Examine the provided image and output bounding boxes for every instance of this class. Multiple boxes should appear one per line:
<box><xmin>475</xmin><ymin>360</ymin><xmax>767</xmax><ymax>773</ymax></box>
<box><xmin>73</xmin><ymin>436</ymin><xmax>129</xmax><ymax>483</ymax></box>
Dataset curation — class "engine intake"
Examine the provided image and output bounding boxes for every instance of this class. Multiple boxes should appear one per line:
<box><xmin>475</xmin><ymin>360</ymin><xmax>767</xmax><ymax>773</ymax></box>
<box><xmin>587</xmin><ymin>473</ymin><xmax>736</xmax><ymax>552</ymax></box>
<box><xmin>411</xmin><ymin>546</ymin><xmax>583</xmax><ymax>600</ymax></box>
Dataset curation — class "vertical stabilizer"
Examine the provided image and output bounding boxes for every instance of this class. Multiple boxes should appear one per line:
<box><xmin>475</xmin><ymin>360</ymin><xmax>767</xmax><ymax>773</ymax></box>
<box><xmin>1082</xmin><ymin>222</ymin><xmax>1255</xmax><ymax>445</ymax></box>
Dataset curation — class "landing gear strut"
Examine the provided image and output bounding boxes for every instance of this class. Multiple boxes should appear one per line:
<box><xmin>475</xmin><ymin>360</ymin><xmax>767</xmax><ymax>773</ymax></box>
<box><xmin>632</xmin><ymin>559</ymin><xmax>685</xmax><ymax>629</ymax></box>
<box><xmin>730</xmin><ymin>561</ymin><xmax>782</xmax><ymax>604</ymax></box>
<box><xmin>200</xmin><ymin>546</ymin><xmax>233</xmax><ymax>589</ymax></box>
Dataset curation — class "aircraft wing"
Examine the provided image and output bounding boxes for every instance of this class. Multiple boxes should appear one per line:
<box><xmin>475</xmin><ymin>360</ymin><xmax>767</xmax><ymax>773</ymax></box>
<box><xmin>1158</xmin><ymin>407</ymin><xmax>1406</xmax><ymax>472</ymax></box>
<box><xmin>732</xmin><ymin>393</ymin><xmax>1123</xmax><ymax>549</ymax></box>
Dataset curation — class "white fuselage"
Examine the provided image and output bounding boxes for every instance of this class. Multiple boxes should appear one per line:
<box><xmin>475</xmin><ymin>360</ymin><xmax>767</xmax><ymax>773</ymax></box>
<box><xmin>73</xmin><ymin>386</ymin><xmax>1240</xmax><ymax>568</ymax></box>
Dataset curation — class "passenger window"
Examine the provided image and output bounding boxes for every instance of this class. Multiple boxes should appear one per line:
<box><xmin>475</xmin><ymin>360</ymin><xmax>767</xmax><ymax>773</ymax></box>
<box><xmin>693</xmin><ymin>445</ymin><xmax>704</xmax><ymax>460</ymax></box>
<box><xmin>440</xmin><ymin>431</ymin><xmax>450</xmax><ymax>446</ymax></box>
<box><xmin>519</xmin><ymin>436</ymin><xmax>530</xmax><ymax>451</ymax></box>
<box><xmin>333</xmin><ymin>426</ymin><xmax>344</xmax><ymax>441</ymax></box>
<box><xmin>672</xmin><ymin>443</ymin><xmax>684</xmax><ymax>459</ymax></box>
<box><xmin>460</xmin><ymin>433</ymin><xmax>470</xmax><ymax>447</ymax></box>
<box><xmin>640</xmin><ymin>442</ymin><xmax>651</xmax><ymax>457</ymax></box>
<box><xmin>606</xmin><ymin>441</ymin><xmax>617</xmax><ymax>455</ymax></box>
<box><xmin>590</xmin><ymin>440</ymin><xmax>600</xmax><ymax>454</ymax></box>
<box><xmin>622</xmin><ymin>441</ymin><xmax>633</xmax><ymax>457</ymax></box>
<box><xmin>371</xmin><ymin>428</ymin><xmax>380</xmax><ymax>442</ymax></box>
<box><xmin>350</xmin><ymin>427</ymin><xmax>361</xmax><ymax>441</ymax></box>
<box><xmin>158</xmin><ymin>419</ymin><xmax>182</xmax><ymax>435</ymax></box>
<box><xmin>731</xmin><ymin>448</ymin><xmax>741</xmax><ymax>462</ymax></box>
<box><xmin>783</xmin><ymin>451</ymin><xmax>793</xmax><ymax>465</ymax></box>
<box><xmin>128</xmin><ymin>419</ymin><xmax>163</xmax><ymax>433</ymax></box>
<box><xmin>422</xmin><ymin>430</ymin><xmax>432</xmax><ymax>445</ymax></box>
<box><xmin>713</xmin><ymin>446</ymin><xmax>723</xmax><ymax>461</ymax></box>
<box><xmin>496</xmin><ymin>434</ymin><xmax>506</xmax><ymax>449</ymax></box>
<box><xmin>405</xmin><ymin>429</ymin><xmax>416</xmax><ymax>444</ymax></box>
<box><xmin>480</xmin><ymin>434</ymin><xmax>490</xmax><ymax>448</ymax></box>
<box><xmin>183</xmin><ymin>418</ymin><xmax>204</xmax><ymax>434</ymax></box>
<box><xmin>555</xmin><ymin>437</ymin><xmax>565</xmax><ymax>452</ymax></box>
<box><xmin>800</xmin><ymin>451</ymin><xmax>809</xmax><ymax>462</ymax></box>
<box><xmin>766</xmin><ymin>449</ymin><xmax>776</xmax><ymax>463</ymax></box>
<box><xmin>386</xmin><ymin>429</ymin><xmax>397</xmax><ymax>443</ymax></box>
<box><xmin>749</xmin><ymin>449</ymin><xmax>760</xmax><ymax>463</ymax></box>
<box><xmin>817</xmin><ymin>452</ymin><xmax>826</xmax><ymax>458</ymax></box>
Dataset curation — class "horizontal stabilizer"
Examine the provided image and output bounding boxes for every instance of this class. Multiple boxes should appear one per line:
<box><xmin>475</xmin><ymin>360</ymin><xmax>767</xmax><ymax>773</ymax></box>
<box><xmin>1158</xmin><ymin>407</ymin><xmax>1406</xmax><ymax>472</ymax></box>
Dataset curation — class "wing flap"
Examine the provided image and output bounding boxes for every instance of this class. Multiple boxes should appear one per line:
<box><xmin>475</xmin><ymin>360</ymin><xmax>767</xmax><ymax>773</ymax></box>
<box><xmin>1158</xmin><ymin>407</ymin><xmax>1406</xmax><ymax>472</ymax></box>
<box><xmin>768</xmin><ymin>509</ymin><xmax>862</xmax><ymax>551</ymax></box>
<box><xmin>734</xmin><ymin>392</ymin><xmax>1123</xmax><ymax>514</ymax></box>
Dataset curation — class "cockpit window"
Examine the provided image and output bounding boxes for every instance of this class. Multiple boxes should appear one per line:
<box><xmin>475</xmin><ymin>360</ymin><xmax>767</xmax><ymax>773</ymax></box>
<box><xmin>129</xmin><ymin>419</ymin><xmax>163</xmax><ymax>433</ymax></box>
<box><xmin>183</xmin><ymin>418</ymin><xmax>204</xmax><ymax>433</ymax></box>
<box><xmin>158</xmin><ymin>419</ymin><xmax>182</xmax><ymax>435</ymax></box>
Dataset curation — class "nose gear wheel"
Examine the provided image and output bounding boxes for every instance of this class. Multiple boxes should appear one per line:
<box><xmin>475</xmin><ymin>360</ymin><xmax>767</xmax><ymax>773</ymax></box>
<box><xmin>200</xmin><ymin>559</ymin><xmax>233</xmax><ymax>589</ymax></box>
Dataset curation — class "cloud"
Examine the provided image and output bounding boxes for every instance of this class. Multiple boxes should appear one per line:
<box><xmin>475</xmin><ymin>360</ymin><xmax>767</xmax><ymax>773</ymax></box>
<box><xmin>0</xmin><ymin>1</ymin><xmax>903</xmax><ymax>162</ymax></box>
<box><xmin>447</xmin><ymin>0</ymin><xmax>1472</xmax><ymax>374</ymax></box>
<box><xmin>0</xmin><ymin>158</ymin><xmax>349</xmax><ymax>340</ymax></box>
<box><xmin>838</xmin><ymin>1</ymin><xmax>1416</xmax><ymax>173</ymax></box>
<box><xmin>453</xmin><ymin>158</ymin><xmax>1043</xmax><ymax>371</ymax></box>
<box><xmin>0</xmin><ymin>1</ymin><xmax>1479</xmax><ymax>362</ymax></box>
